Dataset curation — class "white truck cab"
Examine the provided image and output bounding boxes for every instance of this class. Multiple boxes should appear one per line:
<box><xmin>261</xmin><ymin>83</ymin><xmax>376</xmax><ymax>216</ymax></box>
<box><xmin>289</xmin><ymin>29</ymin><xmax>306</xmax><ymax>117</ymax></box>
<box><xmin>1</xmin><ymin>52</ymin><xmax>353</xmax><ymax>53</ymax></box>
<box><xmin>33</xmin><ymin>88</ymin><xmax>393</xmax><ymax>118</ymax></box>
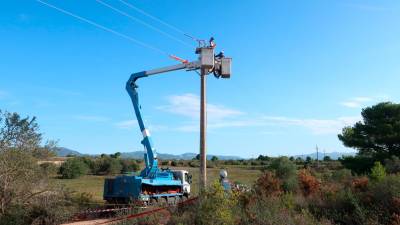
<box><xmin>172</xmin><ymin>170</ymin><xmax>192</xmax><ymax>196</ymax></box>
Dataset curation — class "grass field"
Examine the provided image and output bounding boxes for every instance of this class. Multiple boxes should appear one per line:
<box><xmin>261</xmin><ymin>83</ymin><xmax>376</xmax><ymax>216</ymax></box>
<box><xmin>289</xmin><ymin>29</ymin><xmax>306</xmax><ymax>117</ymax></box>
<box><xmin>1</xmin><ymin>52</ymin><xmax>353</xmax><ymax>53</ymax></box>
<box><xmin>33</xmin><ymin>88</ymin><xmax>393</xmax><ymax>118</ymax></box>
<box><xmin>56</xmin><ymin>166</ymin><xmax>262</xmax><ymax>202</ymax></box>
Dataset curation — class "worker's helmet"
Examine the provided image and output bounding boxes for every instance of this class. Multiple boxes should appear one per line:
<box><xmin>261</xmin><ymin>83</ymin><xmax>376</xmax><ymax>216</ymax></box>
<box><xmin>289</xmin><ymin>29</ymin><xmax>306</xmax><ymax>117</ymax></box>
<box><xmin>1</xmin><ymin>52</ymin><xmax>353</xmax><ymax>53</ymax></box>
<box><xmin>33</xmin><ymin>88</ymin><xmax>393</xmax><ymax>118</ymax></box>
<box><xmin>220</xmin><ymin>169</ymin><xmax>228</xmax><ymax>178</ymax></box>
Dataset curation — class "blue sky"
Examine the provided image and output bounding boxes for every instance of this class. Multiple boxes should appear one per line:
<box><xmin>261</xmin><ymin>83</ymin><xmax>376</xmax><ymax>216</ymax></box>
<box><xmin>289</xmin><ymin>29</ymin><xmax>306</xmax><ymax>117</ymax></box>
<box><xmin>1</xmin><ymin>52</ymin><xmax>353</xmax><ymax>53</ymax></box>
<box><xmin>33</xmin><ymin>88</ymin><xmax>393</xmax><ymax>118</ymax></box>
<box><xmin>1</xmin><ymin>0</ymin><xmax>400</xmax><ymax>158</ymax></box>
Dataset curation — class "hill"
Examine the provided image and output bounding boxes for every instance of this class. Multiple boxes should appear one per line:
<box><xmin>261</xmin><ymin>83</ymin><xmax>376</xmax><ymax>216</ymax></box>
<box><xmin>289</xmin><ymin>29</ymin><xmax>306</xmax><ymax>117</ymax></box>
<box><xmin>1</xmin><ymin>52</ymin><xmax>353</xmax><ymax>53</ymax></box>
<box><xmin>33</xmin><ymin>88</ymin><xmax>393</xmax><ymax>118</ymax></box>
<box><xmin>54</xmin><ymin>147</ymin><xmax>242</xmax><ymax>160</ymax></box>
<box><xmin>121</xmin><ymin>151</ymin><xmax>242</xmax><ymax>160</ymax></box>
<box><xmin>53</xmin><ymin>147</ymin><xmax>82</xmax><ymax>157</ymax></box>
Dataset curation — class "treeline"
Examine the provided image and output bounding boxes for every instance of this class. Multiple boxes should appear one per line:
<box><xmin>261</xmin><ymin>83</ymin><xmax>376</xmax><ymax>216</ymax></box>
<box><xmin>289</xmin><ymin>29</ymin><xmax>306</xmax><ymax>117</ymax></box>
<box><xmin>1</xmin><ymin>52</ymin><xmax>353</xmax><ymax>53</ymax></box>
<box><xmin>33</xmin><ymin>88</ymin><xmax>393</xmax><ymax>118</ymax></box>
<box><xmin>57</xmin><ymin>154</ymin><xmax>141</xmax><ymax>179</ymax></box>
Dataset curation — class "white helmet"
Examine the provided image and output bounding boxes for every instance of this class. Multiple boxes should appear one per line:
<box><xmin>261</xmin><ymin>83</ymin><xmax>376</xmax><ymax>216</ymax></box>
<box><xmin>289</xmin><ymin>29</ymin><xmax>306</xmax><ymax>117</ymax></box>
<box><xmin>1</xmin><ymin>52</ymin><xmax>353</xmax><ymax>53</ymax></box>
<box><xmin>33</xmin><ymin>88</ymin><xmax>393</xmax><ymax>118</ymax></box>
<box><xmin>220</xmin><ymin>169</ymin><xmax>228</xmax><ymax>178</ymax></box>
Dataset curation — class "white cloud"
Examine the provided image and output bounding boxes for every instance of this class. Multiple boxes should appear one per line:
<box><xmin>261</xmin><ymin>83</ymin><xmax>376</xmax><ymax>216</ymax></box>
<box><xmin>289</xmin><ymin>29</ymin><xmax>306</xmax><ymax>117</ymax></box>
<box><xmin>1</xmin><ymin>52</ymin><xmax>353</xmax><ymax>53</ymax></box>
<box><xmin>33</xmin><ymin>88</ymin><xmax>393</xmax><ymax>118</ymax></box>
<box><xmin>158</xmin><ymin>93</ymin><xmax>243</xmax><ymax>121</ymax></box>
<box><xmin>75</xmin><ymin>115</ymin><xmax>110</xmax><ymax>122</ymax></box>
<box><xmin>261</xmin><ymin>116</ymin><xmax>361</xmax><ymax>135</ymax></box>
<box><xmin>340</xmin><ymin>96</ymin><xmax>375</xmax><ymax>108</ymax></box>
<box><xmin>174</xmin><ymin>115</ymin><xmax>361</xmax><ymax>135</ymax></box>
<box><xmin>158</xmin><ymin>93</ymin><xmax>362</xmax><ymax>135</ymax></box>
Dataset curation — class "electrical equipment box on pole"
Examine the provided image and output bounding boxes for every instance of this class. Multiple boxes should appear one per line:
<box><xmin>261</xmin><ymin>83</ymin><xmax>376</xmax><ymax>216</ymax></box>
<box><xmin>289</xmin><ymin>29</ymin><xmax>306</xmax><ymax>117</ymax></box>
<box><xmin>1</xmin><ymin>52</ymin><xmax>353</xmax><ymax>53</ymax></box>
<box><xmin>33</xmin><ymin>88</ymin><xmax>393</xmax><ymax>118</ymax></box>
<box><xmin>220</xmin><ymin>58</ymin><xmax>232</xmax><ymax>78</ymax></box>
<box><xmin>196</xmin><ymin>47</ymin><xmax>214</xmax><ymax>69</ymax></box>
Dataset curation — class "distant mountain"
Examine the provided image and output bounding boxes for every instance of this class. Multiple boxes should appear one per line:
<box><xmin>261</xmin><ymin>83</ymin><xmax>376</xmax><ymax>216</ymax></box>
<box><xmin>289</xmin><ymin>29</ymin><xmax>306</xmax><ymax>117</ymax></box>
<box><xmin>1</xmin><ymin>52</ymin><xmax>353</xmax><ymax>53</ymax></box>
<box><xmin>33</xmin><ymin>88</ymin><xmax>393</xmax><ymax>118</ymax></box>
<box><xmin>53</xmin><ymin>147</ymin><xmax>82</xmax><ymax>157</ymax></box>
<box><xmin>53</xmin><ymin>147</ymin><xmax>242</xmax><ymax>160</ymax></box>
<box><xmin>293</xmin><ymin>151</ymin><xmax>356</xmax><ymax>160</ymax></box>
<box><xmin>121</xmin><ymin>151</ymin><xmax>242</xmax><ymax>160</ymax></box>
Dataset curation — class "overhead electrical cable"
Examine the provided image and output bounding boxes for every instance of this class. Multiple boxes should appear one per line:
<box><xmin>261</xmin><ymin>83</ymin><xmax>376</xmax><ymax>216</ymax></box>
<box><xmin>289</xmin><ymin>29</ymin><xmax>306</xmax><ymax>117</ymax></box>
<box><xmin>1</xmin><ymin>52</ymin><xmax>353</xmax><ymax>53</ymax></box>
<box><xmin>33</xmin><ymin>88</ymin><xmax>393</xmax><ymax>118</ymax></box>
<box><xmin>36</xmin><ymin>0</ymin><xmax>169</xmax><ymax>56</ymax></box>
<box><xmin>95</xmin><ymin>0</ymin><xmax>192</xmax><ymax>48</ymax></box>
<box><xmin>118</xmin><ymin>0</ymin><xmax>200</xmax><ymax>42</ymax></box>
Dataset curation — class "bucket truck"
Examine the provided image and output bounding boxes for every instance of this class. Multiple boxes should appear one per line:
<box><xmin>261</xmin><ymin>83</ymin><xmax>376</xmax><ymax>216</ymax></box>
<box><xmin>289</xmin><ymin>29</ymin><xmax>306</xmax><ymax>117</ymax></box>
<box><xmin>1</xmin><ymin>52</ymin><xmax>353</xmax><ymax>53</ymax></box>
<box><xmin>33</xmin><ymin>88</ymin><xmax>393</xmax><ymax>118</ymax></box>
<box><xmin>103</xmin><ymin>40</ymin><xmax>231</xmax><ymax>205</ymax></box>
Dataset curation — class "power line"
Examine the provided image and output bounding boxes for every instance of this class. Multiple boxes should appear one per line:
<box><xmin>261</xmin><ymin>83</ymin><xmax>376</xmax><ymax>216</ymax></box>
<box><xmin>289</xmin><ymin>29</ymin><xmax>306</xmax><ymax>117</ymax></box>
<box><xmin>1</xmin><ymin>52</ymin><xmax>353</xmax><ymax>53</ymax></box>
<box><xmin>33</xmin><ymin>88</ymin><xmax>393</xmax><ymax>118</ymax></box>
<box><xmin>119</xmin><ymin>0</ymin><xmax>200</xmax><ymax>42</ymax></box>
<box><xmin>96</xmin><ymin>0</ymin><xmax>193</xmax><ymax>48</ymax></box>
<box><xmin>36</xmin><ymin>0</ymin><xmax>169</xmax><ymax>56</ymax></box>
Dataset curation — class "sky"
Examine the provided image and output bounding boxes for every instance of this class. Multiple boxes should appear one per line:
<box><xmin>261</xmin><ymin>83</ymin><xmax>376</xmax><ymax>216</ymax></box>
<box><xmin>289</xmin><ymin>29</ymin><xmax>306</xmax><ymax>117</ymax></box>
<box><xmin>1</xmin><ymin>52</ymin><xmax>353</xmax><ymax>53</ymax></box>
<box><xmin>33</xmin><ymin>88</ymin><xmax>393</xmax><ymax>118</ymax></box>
<box><xmin>1</xmin><ymin>0</ymin><xmax>400</xmax><ymax>158</ymax></box>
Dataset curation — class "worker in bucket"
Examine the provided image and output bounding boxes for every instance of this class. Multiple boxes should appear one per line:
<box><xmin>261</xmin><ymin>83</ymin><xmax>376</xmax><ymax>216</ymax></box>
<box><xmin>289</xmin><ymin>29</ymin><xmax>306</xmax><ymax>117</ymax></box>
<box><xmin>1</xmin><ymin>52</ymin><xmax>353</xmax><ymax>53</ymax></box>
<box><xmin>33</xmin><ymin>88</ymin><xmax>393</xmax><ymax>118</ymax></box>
<box><xmin>219</xmin><ymin>169</ymin><xmax>232</xmax><ymax>191</ymax></box>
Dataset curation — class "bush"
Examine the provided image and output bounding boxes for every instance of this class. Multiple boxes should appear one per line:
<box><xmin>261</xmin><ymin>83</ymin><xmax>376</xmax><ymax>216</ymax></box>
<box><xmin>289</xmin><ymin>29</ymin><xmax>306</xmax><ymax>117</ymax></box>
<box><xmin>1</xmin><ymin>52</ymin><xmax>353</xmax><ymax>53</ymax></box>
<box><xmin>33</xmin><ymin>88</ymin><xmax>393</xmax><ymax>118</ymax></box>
<box><xmin>370</xmin><ymin>161</ymin><xmax>386</xmax><ymax>182</ymax></box>
<box><xmin>254</xmin><ymin>172</ymin><xmax>282</xmax><ymax>197</ymax></box>
<box><xmin>385</xmin><ymin>156</ymin><xmax>400</xmax><ymax>174</ymax></box>
<box><xmin>331</xmin><ymin>168</ymin><xmax>352</xmax><ymax>182</ymax></box>
<box><xmin>120</xmin><ymin>159</ymin><xmax>140</xmax><ymax>173</ymax></box>
<box><xmin>369</xmin><ymin>174</ymin><xmax>400</xmax><ymax>224</ymax></box>
<box><xmin>189</xmin><ymin>160</ymin><xmax>199</xmax><ymax>167</ymax></box>
<box><xmin>59</xmin><ymin>158</ymin><xmax>88</xmax><ymax>179</ymax></box>
<box><xmin>169</xmin><ymin>181</ymin><xmax>238</xmax><ymax>225</ymax></box>
<box><xmin>93</xmin><ymin>156</ymin><xmax>122</xmax><ymax>175</ymax></box>
<box><xmin>298</xmin><ymin>169</ymin><xmax>320</xmax><ymax>196</ymax></box>
<box><xmin>269</xmin><ymin>157</ymin><xmax>298</xmax><ymax>192</ymax></box>
<box><xmin>171</xmin><ymin>160</ymin><xmax>178</xmax><ymax>167</ymax></box>
<box><xmin>39</xmin><ymin>162</ymin><xmax>58</xmax><ymax>176</ymax></box>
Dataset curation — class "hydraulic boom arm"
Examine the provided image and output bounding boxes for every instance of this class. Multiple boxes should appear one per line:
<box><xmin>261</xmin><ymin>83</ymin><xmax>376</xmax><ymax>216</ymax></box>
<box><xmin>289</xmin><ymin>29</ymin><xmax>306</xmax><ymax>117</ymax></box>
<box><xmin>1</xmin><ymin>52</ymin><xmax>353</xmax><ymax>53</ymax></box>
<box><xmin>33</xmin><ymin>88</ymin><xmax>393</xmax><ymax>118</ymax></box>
<box><xmin>126</xmin><ymin>61</ymin><xmax>200</xmax><ymax>178</ymax></box>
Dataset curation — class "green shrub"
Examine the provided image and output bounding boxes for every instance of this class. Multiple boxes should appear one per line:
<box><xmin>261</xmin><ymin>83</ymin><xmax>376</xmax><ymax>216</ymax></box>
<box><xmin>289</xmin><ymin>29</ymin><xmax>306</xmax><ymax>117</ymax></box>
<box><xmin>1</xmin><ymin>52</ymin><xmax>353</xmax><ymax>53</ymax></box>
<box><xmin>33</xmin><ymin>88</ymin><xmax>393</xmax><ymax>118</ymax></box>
<box><xmin>268</xmin><ymin>157</ymin><xmax>298</xmax><ymax>192</ymax></box>
<box><xmin>332</xmin><ymin>168</ymin><xmax>353</xmax><ymax>182</ymax></box>
<box><xmin>188</xmin><ymin>160</ymin><xmax>199</xmax><ymax>167</ymax></box>
<box><xmin>59</xmin><ymin>158</ymin><xmax>88</xmax><ymax>179</ymax></box>
<box><xmin>39</xmin><ymin>162</ymin><xmax>58</xmax><ymax>176</ymax></box>
<box><xmin>120</xmin><ymin>159</ymin><xmax>140</xmax><ymax>173</ymax></box>
<box><xmin>93</xmin><ymin>156</ymin><xmax>122</xmax><ymax>175</ymax></box>
<box><xmin>385</xmin><ymin>156</ymin><xmax>400</xmax><ymax>174</ymax></box>
<box><xmin>370</xmin><ymin>161</ymin><xmax>386</xmax><ymax>182</ymax></box>
<box><xmin>368</xmin><ymin>174</ymin><xmax>400</xmax><ymax>224</ymax></box>
<box><xmin>169</xmin><ymin>181</ymin><xmax>238</xmax><ymax>225</ymax></box>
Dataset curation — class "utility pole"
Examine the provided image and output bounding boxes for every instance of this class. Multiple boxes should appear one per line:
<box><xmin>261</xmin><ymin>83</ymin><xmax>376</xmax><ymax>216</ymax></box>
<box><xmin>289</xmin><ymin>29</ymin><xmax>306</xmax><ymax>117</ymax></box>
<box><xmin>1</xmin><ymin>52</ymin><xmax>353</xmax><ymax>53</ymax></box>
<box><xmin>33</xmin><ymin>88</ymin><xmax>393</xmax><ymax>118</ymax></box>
<box><xmin>316</xmin><ymin>145</ymin><xmax>319</xmax><ymax>168</ymax></box>
<box><xmin>197</xmin><ymin>38</ymin><xmax>231</xmax><ymax>190</ymax></box>
<box><xmin>199</xmin><ymin>68</ymin><xmax>207</xmax><ymax>189</ymax></box>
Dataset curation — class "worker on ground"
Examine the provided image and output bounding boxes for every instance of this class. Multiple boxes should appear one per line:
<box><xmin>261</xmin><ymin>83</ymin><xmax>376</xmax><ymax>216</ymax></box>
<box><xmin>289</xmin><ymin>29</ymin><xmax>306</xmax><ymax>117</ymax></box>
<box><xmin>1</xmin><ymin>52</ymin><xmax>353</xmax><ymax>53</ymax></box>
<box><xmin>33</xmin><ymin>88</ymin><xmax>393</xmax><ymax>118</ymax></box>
<box><xmin>219</xmin><ymin>169</ymin><xmax>232</xmax><ymax>191</ymax></box>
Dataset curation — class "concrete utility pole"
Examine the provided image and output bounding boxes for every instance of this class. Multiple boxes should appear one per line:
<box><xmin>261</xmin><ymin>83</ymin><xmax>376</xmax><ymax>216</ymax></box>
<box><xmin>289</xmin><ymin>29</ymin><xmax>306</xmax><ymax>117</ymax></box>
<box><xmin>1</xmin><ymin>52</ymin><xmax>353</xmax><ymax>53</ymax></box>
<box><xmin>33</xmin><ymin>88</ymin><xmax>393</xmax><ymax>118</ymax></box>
<box><xmin>196</xmin><ymin>38</ymin><xmax>231</xmax><ymax>190</ymax></box>
<box><xmin>199</xmin><ymin>68</ymin><xmax>207</xmax><ymax>189</ymax></box>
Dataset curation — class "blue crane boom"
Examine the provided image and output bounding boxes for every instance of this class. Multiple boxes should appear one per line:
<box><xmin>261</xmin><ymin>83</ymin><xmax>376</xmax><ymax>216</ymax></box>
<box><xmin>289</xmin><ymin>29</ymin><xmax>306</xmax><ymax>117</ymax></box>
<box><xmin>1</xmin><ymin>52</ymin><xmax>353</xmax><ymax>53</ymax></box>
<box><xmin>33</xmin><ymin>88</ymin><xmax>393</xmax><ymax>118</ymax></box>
<box><xmin>125</xmin><ymin>61</ymin><xmax>200</xmax><ymax>179</ymax></box>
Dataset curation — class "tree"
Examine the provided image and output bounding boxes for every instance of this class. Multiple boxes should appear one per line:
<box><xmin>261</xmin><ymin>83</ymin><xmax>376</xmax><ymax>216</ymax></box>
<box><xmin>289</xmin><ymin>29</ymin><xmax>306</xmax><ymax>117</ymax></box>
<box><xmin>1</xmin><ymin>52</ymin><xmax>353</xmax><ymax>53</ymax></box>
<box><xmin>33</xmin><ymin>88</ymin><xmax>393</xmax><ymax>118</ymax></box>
<box><xmin>257</xmin><ymin>154</ymin><xmax>270</xmax><ymax>161</ymax></box>
<box><xmin>111</xmin><ymin>152</ymin><xmax>121</xmax><ymax>159</ymax></box>
<box><xmin>384</xmin><ymin>156</ymin><xmax>400</xmax><ymax>174</ymax></box>
<box><xmin>323</xmin><ymin>156</ymin><xmax>332</xmax><ymax>161</ymax></box>
<box><xmin>120</xmin><ymin>159</ymin><xmax>140</xmax><ymax>173</ymax></box>
<box><xmin>93</xmin><ymin>156</ymin><xmax>122</xmax><ymax>175</ymax></box>
<box><xmin>339</xmin><ymin>155</ymin><xmax>375</xmax><ymax>174</ymax></box>
<box><xmin>338</xmin><ymin>102</ymin><xmax>400</xmax><ymax>159</ymax></box>
<box><xmin>370</xmin><ymin>161</ymin><xmax>386</xmax><ymax>181</ymax></box>
<box><xmin>0</xmin><ymin>111</ymin><xmax>76</xmax><ymax>223</ymax></box>
<box><xmin>59</xmin><ymin>158</ymin><xmax>88</xmax><ymax>179</ymax></box>
<box><xmin>0</xmin><ymin>110</ymin><xmax>41</xmax><ymax>152</ymax></box>
<box><xmin>211</xmin><ymin>156</ymin><xmax>219</xmax><ymax>162</ymax></box>
<box><xmin>268</xmin><ymin>157</ymin><xmax>298</xmax><ymax>192</ymax></box>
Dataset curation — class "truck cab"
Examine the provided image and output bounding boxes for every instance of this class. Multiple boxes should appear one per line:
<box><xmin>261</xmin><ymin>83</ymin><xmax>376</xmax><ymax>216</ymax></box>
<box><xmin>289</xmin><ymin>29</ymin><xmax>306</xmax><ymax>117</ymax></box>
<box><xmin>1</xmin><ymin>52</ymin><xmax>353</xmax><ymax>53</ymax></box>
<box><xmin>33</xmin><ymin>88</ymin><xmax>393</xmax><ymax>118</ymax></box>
<box><xmin>172</xmin><ymin>170</ymin><xmax>192</xmax><ymax>196</ymax></box>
